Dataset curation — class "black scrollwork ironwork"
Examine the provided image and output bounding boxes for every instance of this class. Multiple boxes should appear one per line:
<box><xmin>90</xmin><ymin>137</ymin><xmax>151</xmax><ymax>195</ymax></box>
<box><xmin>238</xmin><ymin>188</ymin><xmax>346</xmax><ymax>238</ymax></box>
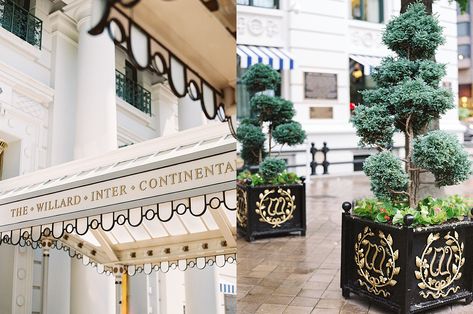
<box><xmin>88</xmin><ymin>0</ymin><xmax>236</xmax><ymax>137</ymax></box>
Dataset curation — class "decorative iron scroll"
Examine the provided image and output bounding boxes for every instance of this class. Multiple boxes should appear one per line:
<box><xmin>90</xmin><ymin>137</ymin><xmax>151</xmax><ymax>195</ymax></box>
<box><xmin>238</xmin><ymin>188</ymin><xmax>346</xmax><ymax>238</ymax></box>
<box><xmin>88</xmin><ymin>0</ymin><xmax>236</xmax><ymax>137</ymax></box>
<box><xmin>354</xmin><ymin>227</ymin><xmax>400</xmax><ymax>297</ymax></box>
<box><xmin>0</xmin><ymin>189</ymin><xmax>235</xmax><ymax>245</ymax></box>
<box><xmin>55</xmin><ymin>241</ymin><xmax>236</xmax><ymax>275</ymax></box>
<box><xmin>255</xmin><ymin>188</ymin><xmax>296</xmax><ymax>228</ymax></box>
<box><xmin>236</xmin><ymin>187</ymin><xmax>247</xmax><ymax>228</ymax></box>
<box><xmin>415</xmin><ymin>231</ymin><xmax>464</xmax><ymax>299</ymax></box>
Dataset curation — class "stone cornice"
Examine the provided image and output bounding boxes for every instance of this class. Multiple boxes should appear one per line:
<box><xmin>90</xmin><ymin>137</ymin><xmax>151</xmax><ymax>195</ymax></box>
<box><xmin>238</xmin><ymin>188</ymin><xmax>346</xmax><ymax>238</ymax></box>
<box><xmin>48</xmin><ymin>11</ymin><xmax>79</xmax><ymax>43</ymax></box>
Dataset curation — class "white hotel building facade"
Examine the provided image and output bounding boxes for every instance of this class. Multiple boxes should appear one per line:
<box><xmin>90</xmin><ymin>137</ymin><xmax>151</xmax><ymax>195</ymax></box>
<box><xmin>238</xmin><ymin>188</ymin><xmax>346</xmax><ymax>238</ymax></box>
<box><xmin>0</xmin><ymin>0</ymin><xmax>236</xmax><ymax>313</ymax></box>
<box><xmin>237</xmin><ymin>0</ymin><xmax>463</xmax><ymax>174</ymax></box>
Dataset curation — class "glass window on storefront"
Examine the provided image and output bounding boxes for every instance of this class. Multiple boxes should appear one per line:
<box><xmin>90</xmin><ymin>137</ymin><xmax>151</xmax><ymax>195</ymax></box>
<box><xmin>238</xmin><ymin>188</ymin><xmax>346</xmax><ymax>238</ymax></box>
<box><xmin>458</xmin><ymin>22</ymin><xmax>470</xmax><ymax>36</ymax></box>
<box><xmin>352</xmin><ymin>0</ymin><xmax>384</xmax><ymax>23</ymax></box>
<box><xmin>459</xmin><ymin>44</ymin><xmax>471</xmax><ymax>60</ymax></box>
<box><xmin>236</xmin><ymin>0</ymin><xmax>279</xmax><ymax>9</ymax></box>
<box><xmin>349</xmin><ymin>59</ymin><xmax>377</xmax><ymax>114</ymax></box>
<box><xmin>237</xmin><ymin>65</ymin><xmax>281</xmax><ymax>120</ymax></box>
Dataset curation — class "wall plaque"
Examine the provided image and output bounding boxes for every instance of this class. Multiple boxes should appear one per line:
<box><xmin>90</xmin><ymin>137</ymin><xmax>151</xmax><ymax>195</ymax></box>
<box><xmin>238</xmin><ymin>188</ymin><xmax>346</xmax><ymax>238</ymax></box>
<box><xmin>304</xmin><ymin>72</ymin><xmax>337</xmax><ymax>99</ymax></box>
<box><xmin>310</xmin><ymin>107</ymin><xmax>333</xmax><ymax>119</ymax></box>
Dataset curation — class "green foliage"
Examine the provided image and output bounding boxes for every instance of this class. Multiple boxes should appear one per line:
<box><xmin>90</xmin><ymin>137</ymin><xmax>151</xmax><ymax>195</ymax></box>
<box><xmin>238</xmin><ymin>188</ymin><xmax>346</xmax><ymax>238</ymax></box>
<box><xmin>237</xmin><ymin>122</ymin><xmax>265</xmax><ymax>165</ymax></box>
<box><xmin>459</xmin><ymin>108</ymin><xmax>471</xmax><ymax>121</ymax></box>
<box><xmin>354</xmin><ymin>195</ymin><xmax>471</xmax><ymax>226</ymax></box>
<box><xmin>363</xmin><ymin>152</ymin><xmax>408</xmax><ymax>201</ymax></box>
<box><xmin>250</xmin><ymin>95</ymin><xmax>295</xmax><ymax>124</ymax></box>
<box><xmin>238</xmin><ymin>63</ymin><xmax>306</xmax><ymax>176</ymax></box>
<box><xmin>373</xmin><ymin>57</ymin><xmax>446</xmax><ymax>88</ymax></box>
<box><xmin>273</xmin><ymin>121</ymin><xmax>306</xmax><ymax>146</ymax></box>
<box><xmin>383</xmin><ymin>3</ymin><xmax>444</xmax><ymax>60</ymax></box>
<box><xmin>352</xmin><ymin>4</ymin><xmax>471</xmax><ymax>210</ymax></box>
<box><xmin>413</xmin><ymin>130</ymin><xmax>472</xmax><ymax>186</ymax></box>
<box><xmin>237</xmin><ymin>170</ymin><xmax>300</xmax><ymax>186</ymax></box>
<box><xmin>351</xmin><ymin>105</ymin><xmax>394</xmax><ymax>148</ymax></box>
<box><xmin>259</xmin><ymin>157</ymin><xmax>287</xmax><ymax>182</ymax></box>
<box><xmin>241</xmin><ymin>63</ymin><xmax>280</xmax><ymax>93</ymax></box>
<box><xmin>236</xmin><ymin>123</ymin><xmax>265</xmax><ymax>148</ymax></box>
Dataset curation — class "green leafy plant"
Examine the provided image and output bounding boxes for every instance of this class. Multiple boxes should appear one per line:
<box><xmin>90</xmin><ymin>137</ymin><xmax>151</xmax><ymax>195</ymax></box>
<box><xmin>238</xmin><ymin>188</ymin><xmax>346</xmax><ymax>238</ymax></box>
<box><xmin>237</xmin><ymin>170</ymin><xmax>301</xmax><ymax>187</ymax></box>
<box><xmin>354</xmin><ymin>195</ymin><xmax>471</xmax><ymax>226</ymax></box>
<box><xmin>352</xmin><ymin>3</ymin><xmax>472</xmax><ymax>212</ymax></box>
<box><xmin>237</xmin><ymin>64</ymin><xmax>306</xmax><ymax>185</ymax></box>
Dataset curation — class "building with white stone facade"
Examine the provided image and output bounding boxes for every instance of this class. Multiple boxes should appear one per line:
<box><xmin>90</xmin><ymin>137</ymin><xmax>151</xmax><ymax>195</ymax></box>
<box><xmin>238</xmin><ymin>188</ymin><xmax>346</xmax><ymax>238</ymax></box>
<box><xmin>237</xmin><ymin>0</ymin><xmax>463</xmax><ymax>175</ymax></box>
<box><xmin>0</xmin><ymin>0</ymin><xmax>236</xmax><ymax>313</ymax></box>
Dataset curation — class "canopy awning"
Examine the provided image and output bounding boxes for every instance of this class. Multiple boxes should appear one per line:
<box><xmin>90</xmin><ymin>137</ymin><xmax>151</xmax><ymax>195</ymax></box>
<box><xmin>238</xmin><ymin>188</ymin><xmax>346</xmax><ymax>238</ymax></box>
<box><xmin>0</xmin><ymin>124</ymin><xmax>236</xmax><ymax>275</ymax></box>
<box><xmin>237</xmin><ymin>45</ymin><xmax>295</xmax><ymax>70</ymax></box>
<box><xmin>350</xmin><ymin>54</ymin><xmax>383</xmax><ymax>75</ymax></box>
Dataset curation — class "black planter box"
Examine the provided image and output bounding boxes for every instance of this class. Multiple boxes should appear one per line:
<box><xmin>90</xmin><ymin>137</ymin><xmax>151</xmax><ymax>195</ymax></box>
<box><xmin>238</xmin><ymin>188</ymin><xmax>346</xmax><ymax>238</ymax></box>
<box><xmin>237</xmin><ymin>181</ymin><xmax>306</xmax><ymax>242</ymax></box>
<box><xmin>341</xmin><ymin>203</ymin><xmax>473</xmax><ymax>313</ymax></box>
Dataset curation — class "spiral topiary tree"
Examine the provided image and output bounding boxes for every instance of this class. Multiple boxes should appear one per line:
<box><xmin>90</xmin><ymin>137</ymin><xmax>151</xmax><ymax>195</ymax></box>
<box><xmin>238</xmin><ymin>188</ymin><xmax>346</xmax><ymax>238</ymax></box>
<box><xmin>237</xmin><ymin>63</ymin><xmax>306</xmax><ymax>177</ymax></box>
<box><xmin>352</xmin><ymin>3</ymin><xmax>471</xmax><ymax>208</ymax></box>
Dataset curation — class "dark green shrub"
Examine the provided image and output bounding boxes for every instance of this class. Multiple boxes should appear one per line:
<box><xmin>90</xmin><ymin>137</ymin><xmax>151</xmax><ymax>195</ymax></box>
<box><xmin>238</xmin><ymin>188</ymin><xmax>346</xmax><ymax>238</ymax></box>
<box><xmin>241</xmin><ymin>63</ymin><xmax>280</xmax><ymax>93</ymax></box>
<box><xmin>259</xmin><ymin>158</ymin><xmax>286</xmax><ymax>182</ymax></box>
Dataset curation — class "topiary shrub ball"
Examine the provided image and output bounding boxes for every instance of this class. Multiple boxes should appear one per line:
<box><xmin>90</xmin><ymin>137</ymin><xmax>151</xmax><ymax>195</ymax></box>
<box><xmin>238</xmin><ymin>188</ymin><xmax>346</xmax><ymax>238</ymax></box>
<box><xmin>260</xmin><ymin>157</ymin><xmax>286</xmax><ymax>182</ymax></box>
<box><xmin>382</xmin><ymin>3</ymin><xmax>444</xmax><ymax>60</ymax></box>
<box><xmin>236</xmin><ymin>123</ymin><xmax>265</xmax><ymax>149</ymax></box>
<box><xmin>413</xmin><ymin>130</ymin><xmax>472</xmax><ymax>186</ymax></box>
<box><xmin>363</xmin><ymin>151</ymin><xmax>408</xmax><ymax>201</ymax></box>
<box><xmin>273</xmin><ymin>121</ymin><xmax>306</xmax><ymax>146</ymax></box>
<box><xmin>241</xmin><ymin>63</ymin><xmax>280</xmax><ymax>93</ymax></box>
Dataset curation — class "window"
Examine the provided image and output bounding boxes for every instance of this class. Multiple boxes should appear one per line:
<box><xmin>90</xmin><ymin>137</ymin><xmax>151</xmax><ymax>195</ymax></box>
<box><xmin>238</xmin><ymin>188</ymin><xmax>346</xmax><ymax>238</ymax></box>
<box><xmin>349</xmin><ymin>59</ymin><xmax>377</xmax><ymax>115</ymax></box>
<box><xmin>352</xmin><ymin>0</ymin><xmax>384</xmax><ymax>23</ymax></box>
<box><xmin>237</xmin><ymin>0</ymin><xmax>279</xmax><ymax>9</ymax></box>
<box><xmin>459</xmin><ymin>44</ymin><xmax>471</xmax><ymax>60</ymax></box>
<box><xmin>237</xmin><ymin>65</ymin><xmax>281</xmax><ymax>120</ymax></box>
<box><xmin>0</xmin><ymin>0</ymin><xmax>42</xmax><ymax>48</ymax></box>
<box><xmin>116</xmin><ymin>61</ymin><xmax>152</xmax><ymax>115</ymax></box>
<box><xmin>458</xmin><ymin>22</ymin><xmax>470</xmax><ymax>36</ymax></box>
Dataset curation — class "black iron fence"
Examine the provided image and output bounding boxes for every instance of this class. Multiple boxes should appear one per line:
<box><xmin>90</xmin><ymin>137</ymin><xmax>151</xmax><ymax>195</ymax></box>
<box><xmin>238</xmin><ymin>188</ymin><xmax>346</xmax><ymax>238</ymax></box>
<box><xmin>0</xmin><ymin>0</ymin><xmax>42</xmax><ymax>49</ymax></box>
<box><xmin>310</xmin><ymin>142</ymin><xmax>404</xmax><ymax>175</ymax></box>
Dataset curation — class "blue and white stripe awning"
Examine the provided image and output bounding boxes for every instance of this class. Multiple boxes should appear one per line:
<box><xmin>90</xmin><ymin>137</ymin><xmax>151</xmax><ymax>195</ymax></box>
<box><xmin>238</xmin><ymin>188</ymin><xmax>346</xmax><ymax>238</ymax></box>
<box><xmin>237</xmin><ymin>45</ymin><xmax>295</xmax><ymax>70</ymax></box>
<box><xmin>219</xmin><ymin>282</ymin><xmax>236</xmax><ymax>295</ymax></box>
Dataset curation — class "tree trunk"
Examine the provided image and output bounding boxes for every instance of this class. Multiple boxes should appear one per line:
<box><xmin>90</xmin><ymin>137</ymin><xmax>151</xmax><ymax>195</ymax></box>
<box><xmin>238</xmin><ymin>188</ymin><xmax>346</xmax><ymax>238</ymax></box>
<box><xmin>401</xmin><ymin>0</ymin><xmax>433</xmax><ymax>13</ymax></box>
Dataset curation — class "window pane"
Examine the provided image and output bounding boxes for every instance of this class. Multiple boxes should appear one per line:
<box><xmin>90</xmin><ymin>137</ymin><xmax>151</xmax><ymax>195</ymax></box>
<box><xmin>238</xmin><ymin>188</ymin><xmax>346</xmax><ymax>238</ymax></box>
<box><xmin>253</xmin><ymin>0</ymin><xmax>276</xmax><ymax>8</ymax></box>
<box><xmin>352</xmin><ymin>0</ymin><xmax>384</xmax><ymax>23</ymax></box>
<box><xmin>237</xmin><ymin>0</ymin><xmax>250</xmax><ymax>5</ymax></box>
<box><xmin>458</xmin><ymin>22</ymin><xmax>470</xmax><ymax>36</ymax></box>
<box><xmin>459</xmin><ymin>45</ymin><xmax>471</xmax><ymax>60</ymax></box>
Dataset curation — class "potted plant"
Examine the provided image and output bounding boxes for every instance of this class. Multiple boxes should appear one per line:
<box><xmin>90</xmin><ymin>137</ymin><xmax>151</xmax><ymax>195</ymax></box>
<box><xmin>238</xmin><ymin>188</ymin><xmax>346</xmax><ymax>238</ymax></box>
<box><xmin>236</xmin><ymin>63</ymin><xmax>307</xmax><ymax>241</ymax></box>
<box><xmin>340</xmin><ymin>4</ymin><xmax>473</xmax><ymax>313</ymax></box>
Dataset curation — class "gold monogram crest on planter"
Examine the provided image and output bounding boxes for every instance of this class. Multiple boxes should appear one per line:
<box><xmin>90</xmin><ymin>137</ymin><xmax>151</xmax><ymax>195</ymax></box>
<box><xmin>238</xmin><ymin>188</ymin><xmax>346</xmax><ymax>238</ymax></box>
<box><xmin>415</xmin><ymin>231</ymin><xmax>465</xmax><ymax>299</ymax></box>
<box><xmin>236</xmin><ymin>188</ymin><xmax>248</xmax><ymax>228</ymax></box>
<box><xmin>255</xmin><ymin>188</ymin><xmax>296</xmax><ymax>228</ymax></box>
<box><xmin>354</xmin><ymin>227</ymin><xmax>400</xmax><ymax>297</ymax></box>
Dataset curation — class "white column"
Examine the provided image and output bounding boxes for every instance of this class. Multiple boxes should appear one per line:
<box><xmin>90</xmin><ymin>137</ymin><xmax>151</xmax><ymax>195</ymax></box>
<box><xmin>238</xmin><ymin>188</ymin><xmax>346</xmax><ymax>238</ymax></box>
<box><xmin>64</xmin><ymin>1</ymin><xmax>117</xmax><ymax>313</ymax></box>
<box><xmin>67</xmin><ymin>0</ymin><xmax>118</xmax><ymax>159</ymax></box>
<box><xmin>178</xmin><ymin>95</ymin><xmax>204</xmax><ymax>131</ymax></box>
<box><xmin>159</xmin><ymin>270</ymin><xmax>186</xmax><ymax>314</ymax></box>
<box><xmin>152</xmin><ymin>84</ymin><xmax>179</xmax><ymax>136</ymax></box>
<box><xmin>185</xmin><ymin>268</ymin><xmax>218</xmax><ymax>314</ymax></box>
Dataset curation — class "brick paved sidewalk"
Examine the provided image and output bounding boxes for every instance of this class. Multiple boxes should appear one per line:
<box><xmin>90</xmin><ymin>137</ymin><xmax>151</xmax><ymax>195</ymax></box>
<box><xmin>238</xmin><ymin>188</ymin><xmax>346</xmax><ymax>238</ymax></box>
<box><xmin>237</xmin><ymin>175</ymin><xmax>473</xmax><ymax>314</ymax></box>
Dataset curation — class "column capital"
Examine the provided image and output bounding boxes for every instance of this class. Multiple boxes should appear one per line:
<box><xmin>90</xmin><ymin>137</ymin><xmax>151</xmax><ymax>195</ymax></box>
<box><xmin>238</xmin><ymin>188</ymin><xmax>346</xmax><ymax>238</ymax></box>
<box><xmin>63</xmin><ymin>0</ymin><xmax>104</xmax><ymax>31</ymax></box>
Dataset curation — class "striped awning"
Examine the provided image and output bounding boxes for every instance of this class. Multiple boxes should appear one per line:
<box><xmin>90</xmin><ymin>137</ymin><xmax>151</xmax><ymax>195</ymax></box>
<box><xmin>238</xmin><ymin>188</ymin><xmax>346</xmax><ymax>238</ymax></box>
<box><xmin>350</xmin><ymin>54</ymin><xmax>384</xmax><ymax>75</ymax></box>
<box><xmin>237</xmin><ymin>45</ymin><xmax>295</xmax><ymax>70</ymax></box>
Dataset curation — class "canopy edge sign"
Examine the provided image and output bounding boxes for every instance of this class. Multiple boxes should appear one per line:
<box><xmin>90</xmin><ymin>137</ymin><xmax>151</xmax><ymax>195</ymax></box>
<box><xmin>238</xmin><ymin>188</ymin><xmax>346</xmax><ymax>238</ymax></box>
<box><xmin>0</xmin><ymin>149</ymin><xmax>235</xmax><ymax>232</ymax></box>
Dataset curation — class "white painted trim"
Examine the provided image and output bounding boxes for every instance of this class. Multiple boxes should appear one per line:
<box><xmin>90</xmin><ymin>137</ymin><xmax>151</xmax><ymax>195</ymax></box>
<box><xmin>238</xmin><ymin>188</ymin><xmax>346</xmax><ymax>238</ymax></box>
<box><xmin>0</xmin><ymin>28</ymin><xmax>41</xmax><ymax>61</ymax></box>
<box><xmin>0</xmin><ymin>61</ymin><xmax>54</xmax><ymax>106</ymax></box>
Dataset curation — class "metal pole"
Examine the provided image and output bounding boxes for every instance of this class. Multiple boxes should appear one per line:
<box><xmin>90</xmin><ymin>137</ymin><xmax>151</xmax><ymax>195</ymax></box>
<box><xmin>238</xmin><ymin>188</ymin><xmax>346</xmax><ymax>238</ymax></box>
<box><xmin>115</xmin><ymin>272</ymin><xmax>122</xmax><ymax>314</ymax></box>
<box><xmin>41</xmin><ymin>240</ymin><xmax>51</xmax><ymax>314</ymax></box>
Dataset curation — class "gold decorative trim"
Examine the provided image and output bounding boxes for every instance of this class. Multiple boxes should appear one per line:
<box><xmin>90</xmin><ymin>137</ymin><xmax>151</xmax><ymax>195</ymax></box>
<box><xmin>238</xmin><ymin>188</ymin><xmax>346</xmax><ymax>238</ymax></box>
<box><xmin>255</xmin><ymin>188</ymin><xmax>296</xmax><ymax>228</ymax></box>
<box><xmin>354</xmin><ymin>227</ymin><xmax>400</xmax><ymax>297</ymax></box>
<box><xmin>415</xmin><ymin>231</ymin><xmax>464</xmax><ymax>299</ymax></box>
<box><xmin>236</xmin><ymin>187</ymin><xmax>248</xmax><ymax>228</ymax></box>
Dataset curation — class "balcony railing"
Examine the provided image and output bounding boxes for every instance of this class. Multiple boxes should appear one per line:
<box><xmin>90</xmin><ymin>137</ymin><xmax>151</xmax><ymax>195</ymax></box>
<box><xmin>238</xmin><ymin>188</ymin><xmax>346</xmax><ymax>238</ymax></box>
<box><xmin>116</xmin><ymin>70</ymin><xmax>152</xmax><ymax>115</ymax></box>
<box><xmin>0</xmin><ymin>0</ymin><xmax>42</xmax><ymax>49</ymax></box>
